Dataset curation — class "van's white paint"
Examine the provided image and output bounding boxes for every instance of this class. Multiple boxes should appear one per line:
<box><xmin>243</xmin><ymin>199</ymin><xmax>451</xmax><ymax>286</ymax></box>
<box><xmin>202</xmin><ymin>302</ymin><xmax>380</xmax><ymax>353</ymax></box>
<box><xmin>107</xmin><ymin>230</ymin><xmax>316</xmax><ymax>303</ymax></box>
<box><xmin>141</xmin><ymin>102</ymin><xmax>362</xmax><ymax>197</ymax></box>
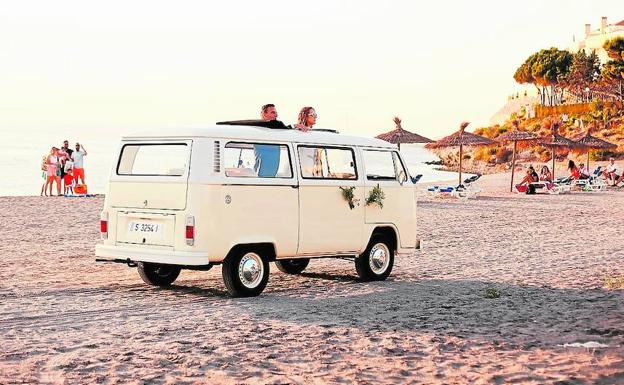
<box><xmin>95</xmin><ymin>125</ymin><xmax>419</xmax><ymax>266</ymax></box>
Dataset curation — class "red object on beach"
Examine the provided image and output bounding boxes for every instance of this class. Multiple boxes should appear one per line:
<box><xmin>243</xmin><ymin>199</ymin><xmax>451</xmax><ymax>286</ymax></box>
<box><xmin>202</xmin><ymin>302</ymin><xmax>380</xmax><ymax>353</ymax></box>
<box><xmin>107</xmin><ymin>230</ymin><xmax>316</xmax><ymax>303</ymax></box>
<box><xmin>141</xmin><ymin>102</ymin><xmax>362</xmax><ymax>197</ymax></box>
<box><xmin>100</xmin><ymin>220</ymin><xmax>108</xmax><ymax>235</ymax></box>
<box><xmin>74</xmin><ymin>184</ymin><xmax>88</xmax><ymax>194</ymax></box>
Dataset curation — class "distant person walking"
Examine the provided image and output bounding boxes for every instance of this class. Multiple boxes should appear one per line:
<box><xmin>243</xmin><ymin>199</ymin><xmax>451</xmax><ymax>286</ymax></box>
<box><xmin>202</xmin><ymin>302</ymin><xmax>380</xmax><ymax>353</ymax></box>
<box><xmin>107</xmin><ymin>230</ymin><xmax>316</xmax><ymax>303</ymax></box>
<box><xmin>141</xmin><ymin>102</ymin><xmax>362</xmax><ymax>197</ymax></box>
<box><xmin>71</xmin><ymin>143</ymin><xmax>87</xmax><ymax>185</ymax></box>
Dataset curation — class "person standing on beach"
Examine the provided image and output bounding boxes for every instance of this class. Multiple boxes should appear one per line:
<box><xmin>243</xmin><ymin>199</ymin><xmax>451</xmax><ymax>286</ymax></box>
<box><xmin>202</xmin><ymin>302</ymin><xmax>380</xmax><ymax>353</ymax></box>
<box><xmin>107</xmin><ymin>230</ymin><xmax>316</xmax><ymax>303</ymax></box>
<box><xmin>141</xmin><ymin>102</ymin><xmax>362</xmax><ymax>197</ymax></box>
<box><xmin>72</xmin><ymin>143</ymin><xmax>87</xmax><ymax>185</ymax></box>
<box><xmin>40</xmin><ymin>154</ymin><xmax>48</xmax><ymax>196</ymax></box>
<box><xmin>45</xmin><ymin>147</ymin><xmax>62</xmax><ymax>196</ymax></box>
<box><xmin>63</xmin><ymin>156</ymin><xmax>74</xmax><ymax>195</ymax></box>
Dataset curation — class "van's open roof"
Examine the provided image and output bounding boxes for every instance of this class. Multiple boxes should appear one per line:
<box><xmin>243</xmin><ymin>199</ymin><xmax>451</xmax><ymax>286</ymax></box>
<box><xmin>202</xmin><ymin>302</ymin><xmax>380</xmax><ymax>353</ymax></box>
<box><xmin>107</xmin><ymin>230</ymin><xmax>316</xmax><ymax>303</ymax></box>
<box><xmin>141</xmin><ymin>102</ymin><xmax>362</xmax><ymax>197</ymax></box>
<box><xmin>121</xmin><ymin>125</ymin><xmax>396</xmax><ymax>149</ymax></box>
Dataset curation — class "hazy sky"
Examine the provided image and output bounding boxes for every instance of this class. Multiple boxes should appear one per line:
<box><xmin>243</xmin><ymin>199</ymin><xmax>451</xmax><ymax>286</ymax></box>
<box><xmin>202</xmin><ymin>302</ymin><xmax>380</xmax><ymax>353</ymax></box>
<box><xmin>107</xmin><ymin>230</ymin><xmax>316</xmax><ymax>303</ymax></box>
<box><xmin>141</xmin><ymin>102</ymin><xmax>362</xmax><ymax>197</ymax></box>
<box><xmin>0</xmin><ymin>1</ymin><xmax>621</xmax><ymax>139</ymax></box>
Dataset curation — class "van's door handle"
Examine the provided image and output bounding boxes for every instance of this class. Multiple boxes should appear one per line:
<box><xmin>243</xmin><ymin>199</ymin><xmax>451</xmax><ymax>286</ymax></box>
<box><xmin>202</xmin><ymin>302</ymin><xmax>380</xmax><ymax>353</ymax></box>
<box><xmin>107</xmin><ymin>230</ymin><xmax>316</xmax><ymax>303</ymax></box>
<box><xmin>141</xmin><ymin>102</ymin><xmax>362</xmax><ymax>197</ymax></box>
<box><xmin>291</xmin><ymin>185</ymin><xmax>299</xmax><ymax>189</ymax></box>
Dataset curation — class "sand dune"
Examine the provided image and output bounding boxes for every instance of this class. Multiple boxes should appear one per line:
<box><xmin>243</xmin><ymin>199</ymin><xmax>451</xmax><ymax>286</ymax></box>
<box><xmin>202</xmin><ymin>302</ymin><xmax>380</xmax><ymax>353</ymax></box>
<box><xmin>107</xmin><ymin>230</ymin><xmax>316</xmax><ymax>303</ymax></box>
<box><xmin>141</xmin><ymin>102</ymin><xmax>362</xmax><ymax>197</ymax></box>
<box><xmin>1</xmin><ymin>174</ymin><xmax>623</xmax><ymax>384</ymax></box>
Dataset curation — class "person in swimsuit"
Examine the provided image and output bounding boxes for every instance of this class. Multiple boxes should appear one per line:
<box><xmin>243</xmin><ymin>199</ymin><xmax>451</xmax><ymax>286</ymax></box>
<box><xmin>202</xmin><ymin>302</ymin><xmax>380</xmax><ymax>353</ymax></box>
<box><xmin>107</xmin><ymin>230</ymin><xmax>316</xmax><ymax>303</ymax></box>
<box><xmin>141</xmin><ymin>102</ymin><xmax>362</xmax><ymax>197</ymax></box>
<box><xmin>45</xmin><ymin>147</ymin><xmax>62</xmax><ymax>196</ymax></box>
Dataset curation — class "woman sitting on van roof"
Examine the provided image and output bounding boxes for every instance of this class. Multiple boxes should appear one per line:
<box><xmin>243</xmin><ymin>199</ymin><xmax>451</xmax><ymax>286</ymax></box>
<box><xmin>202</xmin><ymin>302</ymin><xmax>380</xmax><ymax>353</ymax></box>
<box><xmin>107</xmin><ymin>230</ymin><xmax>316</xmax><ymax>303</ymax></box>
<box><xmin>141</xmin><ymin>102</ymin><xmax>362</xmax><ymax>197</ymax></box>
<box><xmin>297</xmin><ymin>107</ymin><xmax>317</xmax><ymax>132</ymax></box>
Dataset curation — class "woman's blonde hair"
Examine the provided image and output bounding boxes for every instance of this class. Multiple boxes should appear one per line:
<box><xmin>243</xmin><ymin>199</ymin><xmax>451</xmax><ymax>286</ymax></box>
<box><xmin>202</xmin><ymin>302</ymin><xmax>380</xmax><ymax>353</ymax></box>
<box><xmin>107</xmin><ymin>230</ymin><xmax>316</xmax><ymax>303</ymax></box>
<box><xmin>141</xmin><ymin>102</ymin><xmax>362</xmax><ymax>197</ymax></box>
<box><xmin>297</xmin><ymin>106</ymin><xmax>315</xmax><ymax>126</ymax></box>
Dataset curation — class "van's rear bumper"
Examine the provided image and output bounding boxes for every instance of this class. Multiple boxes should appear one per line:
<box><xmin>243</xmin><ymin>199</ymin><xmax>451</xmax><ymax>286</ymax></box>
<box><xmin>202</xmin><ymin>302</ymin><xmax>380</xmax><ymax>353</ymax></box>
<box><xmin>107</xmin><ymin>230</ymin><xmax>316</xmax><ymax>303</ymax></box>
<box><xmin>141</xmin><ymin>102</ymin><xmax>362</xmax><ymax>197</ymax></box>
<box><xmin>95</xmin><ymin>244</ymin><xmax>210</xmax><ymax>266</ymax></box>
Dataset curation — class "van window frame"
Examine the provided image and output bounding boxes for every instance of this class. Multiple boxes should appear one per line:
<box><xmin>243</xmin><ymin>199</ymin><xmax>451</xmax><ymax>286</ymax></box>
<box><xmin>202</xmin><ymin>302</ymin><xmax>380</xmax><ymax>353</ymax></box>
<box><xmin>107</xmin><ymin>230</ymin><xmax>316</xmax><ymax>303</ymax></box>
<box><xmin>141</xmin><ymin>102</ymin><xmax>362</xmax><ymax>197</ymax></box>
<box><xmin>297</xmin><ymin>145</ymin><xmax>359</xmax><ymax>181</ymax></box>
<box><xmin>223</xmin><ymin>141</ymin><xmax>294</xmax><ymax>180</ymax></box>
<box><xmin>116</xmin><ymin>142</ymin><xmax>190</xmax><ymax>177</ymax></box>
<box><xmin>392</xmin><ymin>151</ymin><xmax>409</xmax><ymax>181</ymax></box>
<box><xmin>362</xmin><ymin>149</ymin><xmax>399</xmax><ymax>181</ymax></box>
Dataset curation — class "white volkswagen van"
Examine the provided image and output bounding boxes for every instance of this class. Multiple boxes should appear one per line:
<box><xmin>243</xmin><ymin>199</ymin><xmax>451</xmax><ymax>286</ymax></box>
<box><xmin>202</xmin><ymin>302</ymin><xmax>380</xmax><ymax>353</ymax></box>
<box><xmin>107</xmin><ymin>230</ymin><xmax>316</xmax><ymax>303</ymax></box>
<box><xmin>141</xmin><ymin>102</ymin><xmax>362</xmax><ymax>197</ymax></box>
<box><xmin>95</xmin><ymin>123</ymin><xmax>420</xmax><ymax>297</ymax></box>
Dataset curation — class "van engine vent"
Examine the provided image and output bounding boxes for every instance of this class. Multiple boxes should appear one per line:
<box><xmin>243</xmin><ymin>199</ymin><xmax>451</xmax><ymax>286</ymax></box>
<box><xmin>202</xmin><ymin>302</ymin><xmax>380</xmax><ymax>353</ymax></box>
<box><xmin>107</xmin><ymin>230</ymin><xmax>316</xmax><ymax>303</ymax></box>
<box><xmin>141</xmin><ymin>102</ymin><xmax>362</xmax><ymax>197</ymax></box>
<box><xmin>213</xmin><ymin>141</ymin><xmax>221</xmax><ymax>172</ymax></box>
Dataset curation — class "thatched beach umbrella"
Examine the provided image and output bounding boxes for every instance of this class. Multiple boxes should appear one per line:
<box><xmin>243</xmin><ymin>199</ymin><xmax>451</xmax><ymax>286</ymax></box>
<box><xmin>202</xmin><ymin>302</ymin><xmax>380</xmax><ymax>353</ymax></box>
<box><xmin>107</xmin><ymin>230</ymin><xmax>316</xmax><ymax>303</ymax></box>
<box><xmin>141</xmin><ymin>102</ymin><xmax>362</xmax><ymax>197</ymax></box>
<box><xmin>426</xmin><ymin>121</ymin><xmax>495</xmax><ymax>186</ymax></box>
<box><xmin>538</xmin><ymin>121</ymin><xmax>585</xmax><ymax>180</ymax></box>
<box><xmin>376</xmin><ymin>117</ymin><xmax>433</xmax><ymax>150</ymax></box>
<box><xmin>575</xmin><ymin>122</ymin><xmax>617</xmax><ymax>172</ymax></box>
<box><xmin>497</xmin><ymin>120</ymin><xmax>538</xmax><ymax>192</ymax></box>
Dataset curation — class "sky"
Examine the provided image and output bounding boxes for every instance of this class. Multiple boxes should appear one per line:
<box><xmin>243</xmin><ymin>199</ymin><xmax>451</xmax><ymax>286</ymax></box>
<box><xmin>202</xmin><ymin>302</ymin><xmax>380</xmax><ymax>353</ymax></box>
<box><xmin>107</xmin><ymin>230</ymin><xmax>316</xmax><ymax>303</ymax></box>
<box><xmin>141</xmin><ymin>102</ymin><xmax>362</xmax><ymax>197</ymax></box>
<box><xmin>0</xmin><ymin>0</ymin><xmax>622</xmax><ymax>140</ymax></box>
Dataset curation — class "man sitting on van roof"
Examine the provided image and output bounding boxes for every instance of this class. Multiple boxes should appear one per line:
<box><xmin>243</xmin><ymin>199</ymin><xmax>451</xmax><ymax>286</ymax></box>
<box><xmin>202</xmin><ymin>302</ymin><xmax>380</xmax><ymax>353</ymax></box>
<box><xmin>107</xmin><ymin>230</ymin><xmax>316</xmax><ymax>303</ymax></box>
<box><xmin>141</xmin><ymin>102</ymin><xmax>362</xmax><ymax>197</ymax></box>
<box><xmin>261</xmin><ymin>103</ymin><xmax>308</xmax><ymax>131</ymax></box>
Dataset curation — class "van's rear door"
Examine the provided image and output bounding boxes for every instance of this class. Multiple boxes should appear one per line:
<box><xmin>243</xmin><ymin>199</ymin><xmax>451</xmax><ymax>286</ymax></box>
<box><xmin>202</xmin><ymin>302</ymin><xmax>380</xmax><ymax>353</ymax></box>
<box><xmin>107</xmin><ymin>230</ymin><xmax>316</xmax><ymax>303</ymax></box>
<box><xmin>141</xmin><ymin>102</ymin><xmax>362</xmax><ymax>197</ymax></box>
<box><xmin>108</xmin><ymin>140</ymin><xmax>192</xmax><ymax>210</ymax></box>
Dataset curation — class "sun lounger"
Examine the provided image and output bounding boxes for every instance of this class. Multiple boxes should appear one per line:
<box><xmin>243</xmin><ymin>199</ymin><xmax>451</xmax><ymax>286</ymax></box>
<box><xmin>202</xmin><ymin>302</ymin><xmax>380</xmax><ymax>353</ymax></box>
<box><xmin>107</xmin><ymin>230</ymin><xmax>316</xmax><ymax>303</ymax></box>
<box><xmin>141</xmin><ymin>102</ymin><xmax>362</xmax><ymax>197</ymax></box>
<box><xmin>426</xmin><ymin>174</ymin><xmax>482</xmax><ymax>200</ymax></box>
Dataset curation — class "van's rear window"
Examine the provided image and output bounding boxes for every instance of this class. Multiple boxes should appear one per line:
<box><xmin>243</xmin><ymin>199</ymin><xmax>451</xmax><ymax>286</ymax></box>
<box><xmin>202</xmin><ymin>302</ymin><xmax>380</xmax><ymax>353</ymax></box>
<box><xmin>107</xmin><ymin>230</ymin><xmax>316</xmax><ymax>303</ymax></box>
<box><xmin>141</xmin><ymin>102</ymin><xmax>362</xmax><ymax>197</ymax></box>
<box><xmin>117</xmin><ymin>144</ymin><xmax>188</xmax><ymax>176</ymax></box>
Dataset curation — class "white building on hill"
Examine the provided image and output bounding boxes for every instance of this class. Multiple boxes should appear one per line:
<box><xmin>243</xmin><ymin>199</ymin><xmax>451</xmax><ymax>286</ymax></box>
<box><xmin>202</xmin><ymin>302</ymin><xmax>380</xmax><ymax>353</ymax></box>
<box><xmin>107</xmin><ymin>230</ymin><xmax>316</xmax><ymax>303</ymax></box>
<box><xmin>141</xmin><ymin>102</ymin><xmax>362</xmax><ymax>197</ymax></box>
<box><xmin>569</xmin><ymin>17</ymin><xmax>624</xmax><ymax>63</ymax></box>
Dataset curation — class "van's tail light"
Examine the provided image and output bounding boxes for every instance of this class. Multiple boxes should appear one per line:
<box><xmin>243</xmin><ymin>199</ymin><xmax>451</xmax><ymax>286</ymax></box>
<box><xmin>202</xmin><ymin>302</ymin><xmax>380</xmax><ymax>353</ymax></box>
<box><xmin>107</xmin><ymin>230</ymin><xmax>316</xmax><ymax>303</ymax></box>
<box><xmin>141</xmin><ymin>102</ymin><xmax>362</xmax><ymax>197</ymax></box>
<box><xmin>100</xmin><ymin>211</ymin><xmax>108</xmax><ymax>240</ymax></box>
<box><xmin>185</xmin><ymin>216</ymin><xmax>195</xmax><ymax>246</ymax></box>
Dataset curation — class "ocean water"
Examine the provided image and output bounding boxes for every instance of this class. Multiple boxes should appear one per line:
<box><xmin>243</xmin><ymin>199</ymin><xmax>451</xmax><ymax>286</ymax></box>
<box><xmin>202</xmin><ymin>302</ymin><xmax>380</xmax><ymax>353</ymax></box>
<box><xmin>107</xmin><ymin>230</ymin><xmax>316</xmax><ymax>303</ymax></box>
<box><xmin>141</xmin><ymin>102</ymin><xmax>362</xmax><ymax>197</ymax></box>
<box><xmin>0</xmin><ymin>129</ymin><xmax>462</xmax><ymax>196</ymax></box>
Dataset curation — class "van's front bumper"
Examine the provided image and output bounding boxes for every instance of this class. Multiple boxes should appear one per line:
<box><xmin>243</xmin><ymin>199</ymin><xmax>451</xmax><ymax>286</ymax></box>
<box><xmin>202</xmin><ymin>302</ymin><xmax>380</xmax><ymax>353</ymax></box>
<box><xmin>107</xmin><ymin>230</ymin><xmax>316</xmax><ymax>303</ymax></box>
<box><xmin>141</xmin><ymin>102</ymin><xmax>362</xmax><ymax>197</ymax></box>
<box><xmin>95</xmin><ymin>244</ymin><xmax>210</xmax><ymax>266</ymax></box>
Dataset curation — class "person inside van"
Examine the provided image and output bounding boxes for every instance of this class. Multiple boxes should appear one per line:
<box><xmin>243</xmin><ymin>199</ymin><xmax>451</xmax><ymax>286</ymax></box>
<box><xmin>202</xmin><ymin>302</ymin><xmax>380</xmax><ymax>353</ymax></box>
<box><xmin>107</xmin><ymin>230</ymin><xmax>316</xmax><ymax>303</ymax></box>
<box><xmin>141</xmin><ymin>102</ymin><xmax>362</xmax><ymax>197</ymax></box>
<box><xmin>296</xmin><ymin>107</ymin><xmax>316</xmax><ymax>132</ymax></box>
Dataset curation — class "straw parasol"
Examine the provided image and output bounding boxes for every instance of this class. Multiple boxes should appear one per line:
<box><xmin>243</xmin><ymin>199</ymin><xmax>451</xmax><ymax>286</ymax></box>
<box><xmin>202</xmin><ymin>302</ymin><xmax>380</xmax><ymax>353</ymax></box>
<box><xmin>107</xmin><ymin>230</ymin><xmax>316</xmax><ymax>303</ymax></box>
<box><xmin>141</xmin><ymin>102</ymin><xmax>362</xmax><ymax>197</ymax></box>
<box><xmin>426</xmin><ymin>121</ymin><xmax>495</xmax><ymax>186</ymax></box>
<box><xmin>575</xmin><ymin>121</ymin><xmax>617</xmax><ymax>172</ymax></box>
<box><xmin>376</xmin><ymin>117</ymin><xmax>433</xmax><ymax>150</ymax></box>
<box><xmin>497</xmin><ymin>120</ymin><xmax>538</xmax><ymax>192</ymax></box>
<box><xmin>538</xmin><ymin>120</ymin><xmax>586</xmax><ymax>180</ymax></box>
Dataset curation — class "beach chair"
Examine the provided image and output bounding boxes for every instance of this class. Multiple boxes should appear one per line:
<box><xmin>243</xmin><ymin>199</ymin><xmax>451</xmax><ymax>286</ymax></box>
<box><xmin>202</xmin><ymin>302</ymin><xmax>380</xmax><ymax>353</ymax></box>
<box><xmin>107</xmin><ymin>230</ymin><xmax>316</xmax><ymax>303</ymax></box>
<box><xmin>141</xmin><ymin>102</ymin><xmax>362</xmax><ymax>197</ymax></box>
<box><xmin>426</xmin><ymin>174</ymin><xmax>482</xmax><ymax>200</ymax></box>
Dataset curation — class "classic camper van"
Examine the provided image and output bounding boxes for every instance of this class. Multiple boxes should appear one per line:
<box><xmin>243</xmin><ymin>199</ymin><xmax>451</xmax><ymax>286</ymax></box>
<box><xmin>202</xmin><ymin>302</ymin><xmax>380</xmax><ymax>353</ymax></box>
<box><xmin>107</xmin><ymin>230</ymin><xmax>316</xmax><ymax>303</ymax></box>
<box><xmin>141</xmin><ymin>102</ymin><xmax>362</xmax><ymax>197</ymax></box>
<box><xmin>95</xmin><ymin>122</ymin><xmax>420</xmax><ymax>297</ymax></box>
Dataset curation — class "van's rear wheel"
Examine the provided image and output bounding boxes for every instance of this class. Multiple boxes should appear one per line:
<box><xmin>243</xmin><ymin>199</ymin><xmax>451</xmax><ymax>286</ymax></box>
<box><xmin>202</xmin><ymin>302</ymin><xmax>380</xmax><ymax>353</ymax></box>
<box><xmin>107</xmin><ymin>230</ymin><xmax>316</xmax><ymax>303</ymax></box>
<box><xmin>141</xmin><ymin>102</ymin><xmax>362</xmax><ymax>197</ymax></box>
<box><xmin>275</xmin><ymin>258</ymin><xmax>310</xmax><ymax>274</ymax></box>
<box><xmin>137</xmin><ymin>262</ymin><xmax>181</xmax><ymax>287</ymax></box>
<box><xmin>355</xmin><ymin>234</ymin><xmax>394</xmax><ymax>281</ymax></box>
<box><xmin>222</xmin><ymin>250</ymin><xmax>270</xmax><ymax>297</ymax></box>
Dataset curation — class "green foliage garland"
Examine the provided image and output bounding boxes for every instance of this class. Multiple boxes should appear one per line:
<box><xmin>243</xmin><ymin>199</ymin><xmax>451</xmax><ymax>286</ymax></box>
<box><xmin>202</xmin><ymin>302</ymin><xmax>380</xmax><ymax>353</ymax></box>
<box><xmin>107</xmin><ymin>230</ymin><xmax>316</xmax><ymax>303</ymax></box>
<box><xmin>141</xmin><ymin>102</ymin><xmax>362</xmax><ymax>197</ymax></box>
<box><xmin>339</xmin><ymin>186</ymin><xmax>356</xmax><ymax>209</ymax></box>
<box><xmin>366</xmin><ymin>184</ymin><xmax>385</xmax><ymax>209</ymax></box>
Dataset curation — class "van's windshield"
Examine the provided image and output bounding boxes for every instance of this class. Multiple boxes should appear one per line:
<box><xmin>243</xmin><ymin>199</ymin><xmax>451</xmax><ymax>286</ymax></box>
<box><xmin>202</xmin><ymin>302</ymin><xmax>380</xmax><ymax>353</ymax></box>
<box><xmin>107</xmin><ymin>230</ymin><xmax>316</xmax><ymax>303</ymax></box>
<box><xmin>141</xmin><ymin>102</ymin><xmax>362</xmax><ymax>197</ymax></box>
<box><xmin>117</xmin><ymin>143</ymin><xmax>188</xmax><ymax>176</ymax></box>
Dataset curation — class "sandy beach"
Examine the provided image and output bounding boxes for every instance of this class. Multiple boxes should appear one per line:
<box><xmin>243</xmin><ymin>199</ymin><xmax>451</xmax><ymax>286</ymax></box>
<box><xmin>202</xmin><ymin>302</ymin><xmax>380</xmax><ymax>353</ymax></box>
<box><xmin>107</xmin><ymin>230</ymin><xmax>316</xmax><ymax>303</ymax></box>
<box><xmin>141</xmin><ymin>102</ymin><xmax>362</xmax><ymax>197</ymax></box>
<box><xmin>1</xmin><ymin>172</ymin><xmax>623</xmax><ymax>384</ymax></box>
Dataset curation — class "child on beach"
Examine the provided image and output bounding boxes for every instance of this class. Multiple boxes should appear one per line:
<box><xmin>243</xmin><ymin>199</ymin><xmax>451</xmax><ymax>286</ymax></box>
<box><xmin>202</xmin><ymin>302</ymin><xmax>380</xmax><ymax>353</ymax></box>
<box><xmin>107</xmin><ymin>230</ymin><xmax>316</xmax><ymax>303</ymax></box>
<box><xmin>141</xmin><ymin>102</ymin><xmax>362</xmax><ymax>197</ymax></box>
<box><xmin>63</xmin><ymin>157</ymin><xmax>74</xmax><ymax>195</ymax></box>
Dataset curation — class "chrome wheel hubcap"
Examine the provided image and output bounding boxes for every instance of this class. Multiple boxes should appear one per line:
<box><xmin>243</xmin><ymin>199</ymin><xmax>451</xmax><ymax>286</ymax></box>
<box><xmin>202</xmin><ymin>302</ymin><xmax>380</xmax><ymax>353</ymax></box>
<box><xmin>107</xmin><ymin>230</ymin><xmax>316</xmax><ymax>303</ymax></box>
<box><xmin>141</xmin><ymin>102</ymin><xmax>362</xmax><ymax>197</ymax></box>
<box><xmin>369</xmin><ymin>243</ymin><xmax>390</xmax><ymax>274</ymax></box>
<box><xmin>239</xmin><ymin>253</ymin><xmax>263</xmax><ymax>288</ymax></box>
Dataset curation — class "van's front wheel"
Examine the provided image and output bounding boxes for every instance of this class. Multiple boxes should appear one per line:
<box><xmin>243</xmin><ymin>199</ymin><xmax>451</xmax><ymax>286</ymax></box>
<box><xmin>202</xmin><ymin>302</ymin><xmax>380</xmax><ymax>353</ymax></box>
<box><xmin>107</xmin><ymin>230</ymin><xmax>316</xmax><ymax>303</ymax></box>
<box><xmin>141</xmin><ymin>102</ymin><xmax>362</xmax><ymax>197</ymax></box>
<box><xmin>275</xmin><ymin>258</ymin><xmax>309</xmax><ymax>274</ymax></box>
<box><xmin>137</xmin><ymin>262</ymin><xmax>181</xmax><ymax>287</ymax></box>
<box><xmin>355</xmin><ymin>235</ymin><xmax>394</xmax><ymax>281</ymax></box>
<box><xmin>222</xmin><ymin>250</ymin><xmax>270</xmax><ymax>297</ymax></box>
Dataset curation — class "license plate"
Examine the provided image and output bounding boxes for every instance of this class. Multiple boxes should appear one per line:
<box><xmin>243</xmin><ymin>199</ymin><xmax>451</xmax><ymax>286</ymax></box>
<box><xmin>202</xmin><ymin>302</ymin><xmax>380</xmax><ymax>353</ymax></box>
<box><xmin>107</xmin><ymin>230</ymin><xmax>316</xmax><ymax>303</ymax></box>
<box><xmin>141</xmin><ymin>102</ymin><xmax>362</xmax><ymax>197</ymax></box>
<box><xmin>128</xmin><ymin>221</ymin><xmax>161</xmax><ymax>234</ymax></box>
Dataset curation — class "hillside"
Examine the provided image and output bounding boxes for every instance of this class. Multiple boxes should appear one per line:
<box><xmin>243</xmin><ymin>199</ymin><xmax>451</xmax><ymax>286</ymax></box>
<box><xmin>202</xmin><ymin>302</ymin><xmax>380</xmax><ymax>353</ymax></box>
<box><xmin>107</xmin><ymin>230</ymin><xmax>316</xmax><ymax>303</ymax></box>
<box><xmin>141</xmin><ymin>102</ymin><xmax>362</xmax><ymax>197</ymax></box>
<box><xmin>432</xmin><ymin>101</ymin><xmax>624</xmax><ymax>175</ymax></box>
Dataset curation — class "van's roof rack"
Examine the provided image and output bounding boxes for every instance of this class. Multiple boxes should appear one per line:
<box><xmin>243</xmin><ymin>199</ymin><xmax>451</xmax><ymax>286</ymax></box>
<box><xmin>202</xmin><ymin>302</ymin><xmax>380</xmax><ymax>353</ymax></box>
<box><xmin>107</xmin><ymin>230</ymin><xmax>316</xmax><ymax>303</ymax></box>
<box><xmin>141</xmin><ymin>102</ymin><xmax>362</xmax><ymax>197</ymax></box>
<box><xmin>311</xmin><ymin>128</ymin><xmax>339</xmax><ymax>134</ymax></box>
<box><xmin>216</xmin><ymin>119</ymin><xmax>292</xmax><ymax>129</ymax></box>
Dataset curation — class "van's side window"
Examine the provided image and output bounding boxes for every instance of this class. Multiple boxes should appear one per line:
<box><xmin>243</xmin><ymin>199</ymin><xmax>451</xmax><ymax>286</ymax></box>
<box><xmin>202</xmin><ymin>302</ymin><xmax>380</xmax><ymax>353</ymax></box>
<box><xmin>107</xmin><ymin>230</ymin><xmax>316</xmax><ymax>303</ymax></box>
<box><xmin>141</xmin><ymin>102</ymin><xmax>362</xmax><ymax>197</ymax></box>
<box><xmin>117</xmin><ymin>143</ymin><xmax>188</xmax><ymax>176</ymax></box>
<box><xmin>224</xmin><ymin>142</ymin><xmax>292</xmax><ymax>178</ymax></box>
<box><xmin>298</xmin><ymin>146</ymin><xmax>357</xmax><ymax>180</ymax></box>
<box><xmin>363</xmin><ymin>150</ymin><xmax>396</xmax><ymax>180</ymax></box>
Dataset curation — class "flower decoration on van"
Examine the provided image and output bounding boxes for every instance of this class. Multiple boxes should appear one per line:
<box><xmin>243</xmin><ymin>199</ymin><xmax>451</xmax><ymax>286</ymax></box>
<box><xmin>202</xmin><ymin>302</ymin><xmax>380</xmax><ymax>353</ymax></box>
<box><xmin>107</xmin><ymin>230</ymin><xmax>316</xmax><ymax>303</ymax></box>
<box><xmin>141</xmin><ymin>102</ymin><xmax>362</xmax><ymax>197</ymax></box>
<box><xmin>339</xmin><ymin>186</ymin><xmax>356</xmax><ymax>209</ymax></box>
<box><xmin>366</xmin><ymin>184</ymin><xmax>385</xmax><ymax>209</ymax></box>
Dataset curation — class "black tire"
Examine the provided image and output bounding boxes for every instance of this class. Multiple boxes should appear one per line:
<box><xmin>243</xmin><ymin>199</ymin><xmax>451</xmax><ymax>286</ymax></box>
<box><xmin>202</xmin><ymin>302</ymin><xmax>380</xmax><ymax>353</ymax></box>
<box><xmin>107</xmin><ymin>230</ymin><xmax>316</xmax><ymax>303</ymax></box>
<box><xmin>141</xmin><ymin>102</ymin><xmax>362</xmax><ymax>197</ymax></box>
<box><xmin>275</xmin><ymin>258</ymin><xmax>310</xmax><ymax>274</ymax></box>
<box><xmin>355</xmin><ymin>234</ymin><xmax>394</xmax><ymax>281</ymax></box>
<box><xmin>137</xmin><ymin>262</ymin><xmax>181</xmax><ymax>287</ymax></box>
<box><xmin>222</xmin><ymin>249</ymin><xmax>270</xmax><ymax>297</ymax></box>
